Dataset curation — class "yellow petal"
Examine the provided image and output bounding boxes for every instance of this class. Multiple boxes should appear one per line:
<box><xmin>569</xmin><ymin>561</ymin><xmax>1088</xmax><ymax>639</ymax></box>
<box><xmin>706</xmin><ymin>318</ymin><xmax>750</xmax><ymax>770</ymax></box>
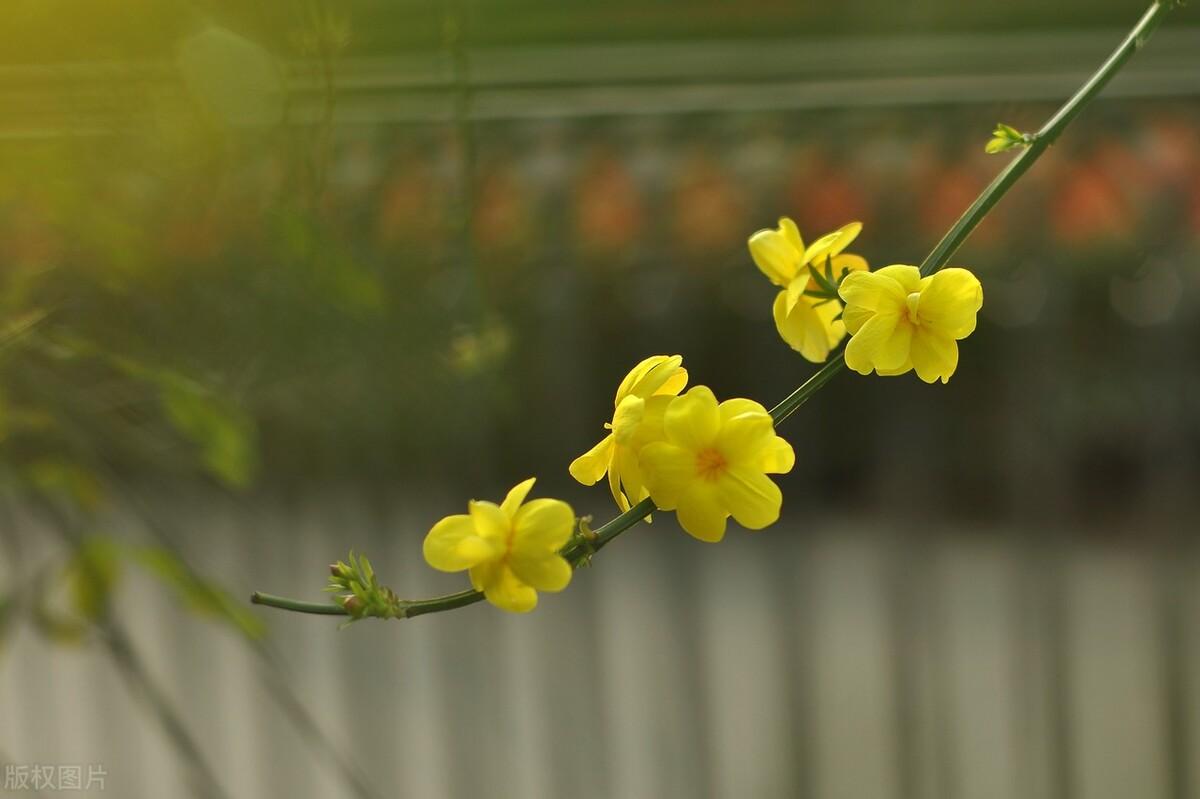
<box><xmin>512</xmin><ymin>497</ymin><xmax>575</xmax><ymax>553</ymax></box>
<box><xmin>469</xmin><ymin>559</ymin><xmax>499</xmax><ymax>592</ymax></box>
<box><xmin>479</xmin><ymin>564</ymin><xmax>538</xmax><ymax>613</ymax></box>
<box><xmin>910</xmin><ymin>329</ymin><xmax>959</xmax><ymax>384</ymax></box>
<box><xmin>717</xmin><ymin>466</ymin><xmax>782</xmax><ymax>530</ymax></box>
<box><xmin>630</xmin><ymin>355</ymin><xmax>686</xmax><ymax>399</ymax></box>
<box><xmin>611</xmin><ymin>395</ymin><xmax>646</xmax><ymax>445</ymax></box>
<box><xmin>916</xmin><ymin>268</ymin><xmax>983</xmax><ymax>339</ymax></box>
<box><xmin>675</xmin><ymin>483</ymin><xmax>728</xmax><ymax>542</ymax></box>
<box><xmin>615</xmin><ymin>355</ymin><xmax>672</xmax><ymax>405</ymax></box>
<box><xmin>844</xmin><ymin>312</ymin><xmax>899</xmax><ymax>375</ymax></box>
<box><xmin>773</xmin><ymin>291</ymin><xmax>834</xmax><ymax>363</ymax></box>
<box><xmin>877</xmin><ymin>359</ymin><xmax>914</xmax><ymax>377</ymax></box>
<box><xmin>874</xmin><ymin>264</ymin><xmax>922</xmax><ymax>293</ymax></box>
<box><xmin>500</xmin><ymin>476</ymin><xmax>536</xmax><ymax>519</ymax></box>
<box><xmin>509</xmin><ymin>552</ymin><xmax>572</xmax><ymax>592</ymax></box>
<box><xmin>719</xmin><ymin>398</ymin><xmax>770</xmax><ymax>422</ymax></box>
<box><xmin>761</xmin><ymin>436</ymin><xmax>795</xmax><ymax>474</ymax></box>
<box><xmin>569</xmin><ymin>434</ymin><xmax>615</xmax><ymax>486</ymax></box>
<box><xmin>874</xmin><ymin>318</ymin><xmax>912</xmax><ymax>372</ymax></box>
<box><xmin>829</xmin><ymin>253</ymin><xmax>869</xmax><ymax>281</ymax></box>
<box><xmin>802</xmin><ymin>221</ymin><xmax>862</xmax><ymax>266</ymax></box>
<box><xmin>639</xmin><ymin>441</ymin><xmax>695</xmax><ymax>509</ymax></box>
<box><xmin>634</xmin><ymin>394</ymin><xmax>674</xmax><ymax>446</ymax></box>
<box><xmin>842</xmin><ymin>303</ymin><xmax>874</xmax><ymax>335</ymax></box>
<box><xmin>779</xmin><ymin>216</ymin><xmax>805</xmax><ymax>253</ymax></box>
<box><xmin>654</xmin><ymin>367</ymin><xmax>688</xmax><ymax>398</ymax></box>
<box><xmin>468</xmin><ymin>500</ymin><xmax>509</xmax><ymax>545</ymax></box>
<box><xmin>663</xmin><ymin>386</ymin><xmax>721</xmax><ymax>451</ymax></box>
<box><xmin>749</xmin><ymin>228</ymin><xmax>800</xmax><ymax>287</ymax></box>
<box><xmin>715</xmin><ymin>410</ymin><xmax>775</xmax><ymax>466</ymax></box>
<box><xmin>815</xmin><ymin>296</ymin><xmax>847</xmax><ymax>348</ymax></box>
<box><xmin>838</xmin><ymin>270</ymin><xmax>907</xmax><ymax>313</ymax></box>
<box><xmin>608</xmin><ymin>457</ymin><xmax>629</xmax><ymax>512</ymax></box>
<box><xmin>613</xmin><ymin>444</ymin><xmax>647</xmax><ymax>508</ymax></box>
<box><xmin>423</xmin><ymin>513</ymin><xmax>499</xmax><ymax>572</ymax></box>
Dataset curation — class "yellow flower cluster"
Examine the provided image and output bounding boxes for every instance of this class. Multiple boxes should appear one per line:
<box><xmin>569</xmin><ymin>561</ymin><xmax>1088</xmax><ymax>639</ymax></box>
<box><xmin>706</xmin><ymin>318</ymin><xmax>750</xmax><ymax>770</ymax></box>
<box><xmin>839</xmin><ymin>265</ymin><xmax>983</xmax><ymax>383</ymax></box>
<box><xmin>572</xmin><ymin>364</ymin><xmax>794</xmax><ymax>542</ymax></box>
<box><xmin>749</xmin><ymin>218</ymin><xmax>868</xmax><ymax>363</ymax></box>
<box><xmin>422</xmin><ymin>215</ymin><xmax>983</xmax><ymax>614</ymax></box>
<box><xmin>423</xmin><ymin>477</ymin><xmax>573</xmax><ymax>613</ymax></box>
<box><xmin>568</xmin><ymin>355</ymin><xmax>688</xmax><ymax>512</ymax></box>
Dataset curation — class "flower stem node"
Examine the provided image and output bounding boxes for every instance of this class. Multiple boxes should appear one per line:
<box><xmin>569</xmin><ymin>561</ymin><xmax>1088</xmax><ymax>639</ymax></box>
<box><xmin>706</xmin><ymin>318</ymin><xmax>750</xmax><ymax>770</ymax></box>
<box><xmin>324</xmin><ymin>551</ymin><xmax>404</xmax><ymax>622</ymax></box>
<box><xmin>985</xmin><ymin>123</ymin><xmax>1035</xmax><ymax>154</ymax></box>
<box><xmin>422</xmin><ymin>478</ymin><xmax>575</xmax><ymax>613</ymax></box>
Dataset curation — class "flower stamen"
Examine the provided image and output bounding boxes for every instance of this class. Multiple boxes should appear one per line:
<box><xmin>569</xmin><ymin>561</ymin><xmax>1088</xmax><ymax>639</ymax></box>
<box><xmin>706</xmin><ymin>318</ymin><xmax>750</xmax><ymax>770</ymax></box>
<box><xmin>906</xmin><ymin>291</ymin><xmax>922</xmax><ymax>324</ymax></box>
<box><xmin>695</xmin><ymin>448</ymin><xmax>728</xmax><ymax>482</ymax></box>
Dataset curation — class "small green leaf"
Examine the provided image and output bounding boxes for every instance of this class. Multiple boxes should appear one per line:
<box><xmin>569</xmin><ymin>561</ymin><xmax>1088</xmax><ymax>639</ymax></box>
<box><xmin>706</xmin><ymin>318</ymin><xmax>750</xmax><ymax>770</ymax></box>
<box><xmin>994</xmin><ymin>123</ymin><xmax>1021</xmax><ymax>139</ymax></box>
<box><xmin>65</xmin><ymin>537</ymin><xmax>123</xmax><ymax>622</ymax></box>
<box><xmin>985</xmin><ymin>137</ymin><xmax>1011</xmax><ymax>154</ymax></box>
<box><xmin>133</xmin><ymin>546</ymin><xmax>265</xmax><ymax>639</ymax></box>
<box><xmin>161</xmin><ymin>380</ymin><xmax>258</xmax><ymax>489</ymax></box>
<box><xmin>807</xmin><ymin>262</ymin><xmax>839</xmax><ymax>296</ymax></box>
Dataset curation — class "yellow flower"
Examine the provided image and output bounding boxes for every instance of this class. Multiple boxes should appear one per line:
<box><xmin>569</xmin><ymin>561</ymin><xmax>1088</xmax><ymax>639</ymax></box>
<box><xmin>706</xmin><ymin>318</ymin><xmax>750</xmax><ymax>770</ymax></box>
<box><xmin>838</xmin><ymin>265</ymin><xmax>984</xmax><ymax>384</ymax></box>
<box><xmin>569</xmin><ymin>355</ymin><xmax>688</xmax><ymax>512</ymax></box>
<box><xmin>423</xmin><ymin>477</ymin><xmax>574</xmax><ymax>613</ymax></box>
<box><xmin>639</xmin><ymin>386</ymin><xmax>794</xmax><ymax>542</ymax></box>
<box><xmin>748</xmin><ymin>218</ymin><xmax>868</xmax><ymax>363</ymax></box>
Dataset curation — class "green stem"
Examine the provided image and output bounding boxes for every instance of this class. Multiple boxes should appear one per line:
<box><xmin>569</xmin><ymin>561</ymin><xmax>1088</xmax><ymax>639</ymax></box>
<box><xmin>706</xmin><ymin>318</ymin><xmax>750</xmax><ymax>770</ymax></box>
<box><xmin>251</xmin><ymin>592</ymin><xmax>350</xmax><ymax>615</ymax></box>
<box><xmin>917</xmin><ymin>1</ymin><xmax>1172</xmax><ymax>278</ymax></box>
<box><xmin>250</xmin><ymin>0</ymin><xmax>1176</xmax><ymax>622</ymax></box>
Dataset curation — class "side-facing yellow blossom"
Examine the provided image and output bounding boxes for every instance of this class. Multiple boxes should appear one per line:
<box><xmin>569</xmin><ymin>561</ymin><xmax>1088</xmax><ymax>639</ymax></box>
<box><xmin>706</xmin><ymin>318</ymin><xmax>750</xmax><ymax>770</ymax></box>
<box><xmin>838</xmin><ymin>265</ymin><xmax>984</xmax><ymax>384</ymax></box>
<box><xmin>423</xmin><ymin>477</ymin><xmax>574</xmax><ymax>613</ymax></box>
<box><xmin>748</xmin><ymin>217</ymin><xmax>868</xmax><ymax>363</ymax></box>
<box><xmin>569</xmin><ymin>355</ymin><xmax>688</xmax><ymax>512</ymax></box>
<box><xmin>639</xmin><ymin>386</ymin><xmax>794</xmax><ymax>543</ymax></box>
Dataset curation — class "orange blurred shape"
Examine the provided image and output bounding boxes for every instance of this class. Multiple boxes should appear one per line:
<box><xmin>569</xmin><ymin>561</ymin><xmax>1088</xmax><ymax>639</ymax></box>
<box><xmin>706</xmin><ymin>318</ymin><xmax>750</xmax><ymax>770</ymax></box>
<box><xmin>574</xmin><ymin>150</ymin><xmax>643</xmax><ymax>253</ymax></box>
<box><xmin>473</xmin><ymin>163</ymin><xmax>532</xmax><ymax>256</ymax></box>
<box><xmin>788</xmin><ymin>166</ymin><xmax>868</xmax><ymax>235</ymax></box>
<box><xmin>920</xmin><ymin>164</ymin><xmax>1002</xmax><ymax>246</ymax></box>
<box><xmin>1051</xmin><ymin>159</ymin><xmax>1134</xmax><ymax>247</ymax></box>
<box><xmin>671</xmin><ymin>149</ymin><xmax>746</xmax><ymax>257</ymax></box>
<box><xmin>375</xmin><ymin>156</ymin><xmax>445</xmax><ymax>246</ymax></box>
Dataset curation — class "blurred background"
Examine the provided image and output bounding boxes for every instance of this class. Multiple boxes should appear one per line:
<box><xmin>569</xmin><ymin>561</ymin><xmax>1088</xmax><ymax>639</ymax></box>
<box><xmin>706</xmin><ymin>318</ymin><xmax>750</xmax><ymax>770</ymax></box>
<box><xmin>2</xmin><ymin>0</ymin><xmax>1200</xmax><ymax>797</ymax></box>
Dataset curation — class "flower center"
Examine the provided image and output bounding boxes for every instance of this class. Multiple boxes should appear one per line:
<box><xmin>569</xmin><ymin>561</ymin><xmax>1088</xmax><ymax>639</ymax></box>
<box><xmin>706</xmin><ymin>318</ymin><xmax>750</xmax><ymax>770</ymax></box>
<box><xmin>695</xmin><ymin>448</ymin><xmax>728</xmax><ymax>482</ymax></box>
<box><xmin>905</xmin><ymin>291</ymin><xmax>922</xmax><ymax>325</ymax></box>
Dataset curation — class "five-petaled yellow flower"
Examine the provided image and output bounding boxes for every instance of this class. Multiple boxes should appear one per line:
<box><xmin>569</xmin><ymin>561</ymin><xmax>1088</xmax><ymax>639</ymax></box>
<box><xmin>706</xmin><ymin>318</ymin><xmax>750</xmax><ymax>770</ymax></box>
<box><xmin>569</xmin><ymin>355</ymin><xmax>688</xmax><ymax>512</ymax></box>
<box><xmin>838</xmin><ymin>265</ymin><xmax>983</xmax><ymax>384</ymax></box>
<box><xmin>640</xmin><ymin>386</ymin><xmax>794</xmax><ymax>542</ymax></box>
<box><xmin>423</xmin><ymin>477</ymin><xmax>574</xmax><ymax>613</ymax></box>
<box><xmin>749</xmin><ymin>218</ymin><xmax>868</xmax><ymax>363</ymax></box>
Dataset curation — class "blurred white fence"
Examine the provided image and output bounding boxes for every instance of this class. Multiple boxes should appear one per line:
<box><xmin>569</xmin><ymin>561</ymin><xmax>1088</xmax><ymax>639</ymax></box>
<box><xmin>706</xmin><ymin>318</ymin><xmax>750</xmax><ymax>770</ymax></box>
<box><xmin>1</xmin><ymin>495</ymin><xmax>1197</xmax><ymax>799</ymax></box>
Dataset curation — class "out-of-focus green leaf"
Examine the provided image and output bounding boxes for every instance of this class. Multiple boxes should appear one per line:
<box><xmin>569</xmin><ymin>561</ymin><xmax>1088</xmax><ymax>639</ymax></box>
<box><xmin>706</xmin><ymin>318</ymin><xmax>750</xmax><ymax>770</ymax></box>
<box><xmin>26</xmin><ymin>459</ymin><xmax>106</xmax><ymax>512</ymax></box>
<box><xmin>177</xmin><ymin>25</ymin><xmax>283</xmax><ymax>127</ymax></box>
<box><xmin>65</xmin><ymin>536</ymin><xmax>122</xmax><ymax>622</ymax></box>
<box><xmin>30</xmin><ymin>536</ymin><xmax>122</xmax><ymax>643</ymax></box>
<box><xmin>160</xmin><ymin>378</ymin><xmax>258</xmax><ymax>489</ymax></box>
<box><xmin>0</xmin><ymin>307</ymin><xmax>49</xmax><ymax>346</ymax></box>
<box><xmin>132</xmin><ymin>546</ymin><xmax>266</xmax><ymax>640</ymax></box>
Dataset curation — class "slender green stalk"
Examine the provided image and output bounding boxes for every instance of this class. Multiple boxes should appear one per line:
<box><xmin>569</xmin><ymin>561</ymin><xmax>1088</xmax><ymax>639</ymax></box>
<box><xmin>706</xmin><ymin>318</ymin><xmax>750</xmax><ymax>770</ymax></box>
<box><xmin>917</xmin><ymin>1</ymin><xmax>1173</xmax><ymax>278</ymax></box>
<box><xmin>251</xmin><ymin>592</ymin><xmax>354</xmax><ymax>614</ymax></box>
<box><xmin>251</xmin><ymin>1</ymin><xmax>1178</xmax><ymax>622</ymax></box>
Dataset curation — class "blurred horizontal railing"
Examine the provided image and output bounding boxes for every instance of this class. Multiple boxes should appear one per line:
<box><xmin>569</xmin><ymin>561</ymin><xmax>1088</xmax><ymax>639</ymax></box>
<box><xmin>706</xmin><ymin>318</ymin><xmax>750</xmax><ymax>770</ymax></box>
<box><xmin>1</xmin><ymin>26</ymin><xmax>1199</xmax><ymax>136</ymax></box>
